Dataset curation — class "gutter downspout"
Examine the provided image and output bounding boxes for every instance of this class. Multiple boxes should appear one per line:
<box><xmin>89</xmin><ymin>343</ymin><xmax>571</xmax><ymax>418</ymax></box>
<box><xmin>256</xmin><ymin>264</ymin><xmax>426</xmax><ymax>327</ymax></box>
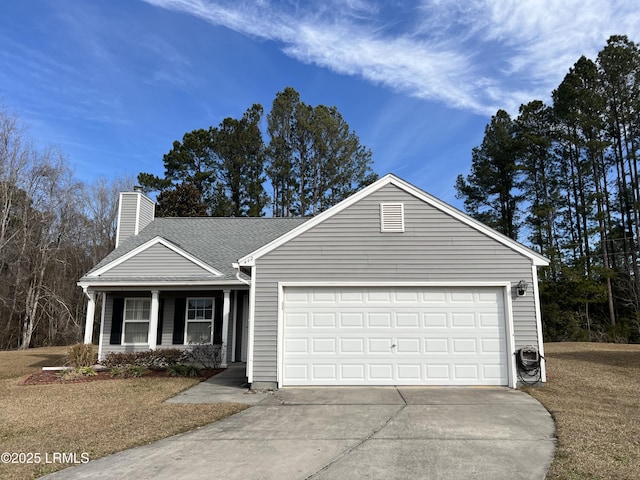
<box><xmin>233</xmin><ymin>262</ymin><xmax>251</xmax><ymax>286</ymax></box>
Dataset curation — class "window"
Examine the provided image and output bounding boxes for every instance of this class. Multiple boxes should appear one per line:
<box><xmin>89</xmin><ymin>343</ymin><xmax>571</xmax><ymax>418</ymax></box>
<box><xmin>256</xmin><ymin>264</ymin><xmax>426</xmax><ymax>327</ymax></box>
<box><xmin>380</xmin><ymin>203</ymin><xmax>405</xmax><ymax>232</ymax></box>
<box><xmin>185</xmin><ymin>298</ymin><xmax>214</xmax><ymax>344</ymax></box>
<box><xmin>123</xmin><ymin>298</ymin><xmax>151</xmax><ymax>344</ymax></box>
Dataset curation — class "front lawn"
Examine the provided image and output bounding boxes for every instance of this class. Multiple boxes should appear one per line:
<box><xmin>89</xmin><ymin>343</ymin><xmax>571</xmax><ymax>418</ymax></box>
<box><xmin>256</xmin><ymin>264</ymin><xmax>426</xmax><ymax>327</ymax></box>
<box><xmin>0</xmin><ymin>346</ymin><xmax>248</xmax><ymax>479</ymax></box>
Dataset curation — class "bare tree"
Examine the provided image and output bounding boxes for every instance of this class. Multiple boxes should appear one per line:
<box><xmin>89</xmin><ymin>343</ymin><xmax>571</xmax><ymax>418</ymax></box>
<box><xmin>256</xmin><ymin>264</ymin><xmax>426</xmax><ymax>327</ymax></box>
<box><xmin>0</xmin><ymin>109</ymin><xmax>87</xmax><ymax>349</ymax></box>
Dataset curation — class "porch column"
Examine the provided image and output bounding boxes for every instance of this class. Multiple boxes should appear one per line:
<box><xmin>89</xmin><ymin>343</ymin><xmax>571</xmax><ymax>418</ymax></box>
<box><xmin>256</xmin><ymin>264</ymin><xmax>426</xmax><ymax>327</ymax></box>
<box><xmin>149</xmin><ymin>290</ymin><xmax>160</xmax><ymax>350</ymax></box>
<box><xmin>83</xmin><ymin>290</ymin><xmax>96</xmax><ymax>344</ymax></box>
<box><xmin>221</xmin><ymin>289</ymin><xmax>231</xmax><ymax>367</ymax></box>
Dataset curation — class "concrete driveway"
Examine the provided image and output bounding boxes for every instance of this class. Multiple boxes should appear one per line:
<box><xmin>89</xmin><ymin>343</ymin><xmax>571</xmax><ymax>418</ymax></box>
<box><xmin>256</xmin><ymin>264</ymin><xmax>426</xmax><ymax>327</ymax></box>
<box><xmin>43</xmin><ymin>384</ymin><xmax>555</xmax><ymax>480</ymax></box>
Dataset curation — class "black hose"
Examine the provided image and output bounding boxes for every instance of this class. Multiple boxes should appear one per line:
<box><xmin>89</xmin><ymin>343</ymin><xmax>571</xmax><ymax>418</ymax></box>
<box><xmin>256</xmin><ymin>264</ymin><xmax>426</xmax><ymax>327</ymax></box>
<box><xmin>515</xmin><ymin>349</ymin><xmax>545</xmax><ymax>385</ymax></box>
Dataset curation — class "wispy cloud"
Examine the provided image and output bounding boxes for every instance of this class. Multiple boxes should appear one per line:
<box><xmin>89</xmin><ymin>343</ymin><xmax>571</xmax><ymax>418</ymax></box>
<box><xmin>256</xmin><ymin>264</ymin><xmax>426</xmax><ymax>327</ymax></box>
<box><xmin>143</xmin><ymin>0</ymin><xmax>639</xmax><ymax>115</ymax></box>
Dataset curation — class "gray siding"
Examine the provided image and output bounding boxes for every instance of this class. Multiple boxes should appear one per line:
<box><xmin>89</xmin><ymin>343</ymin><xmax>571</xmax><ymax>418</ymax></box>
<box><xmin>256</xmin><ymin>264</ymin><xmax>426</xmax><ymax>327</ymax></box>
<box><xmin>252</xmin><ymin>184</ymin><xmax>542</xmax><ymax>383</ymax></box>
<box><xmin>138</xmin><ymin>195</ymin><xmax>155</xmax><ymax>232</ymax></box>
<box><xmin>101</xmin><ymin>243</ymin><xmax>213</xmax><ymax>278</ymax></box>
<box><xmin>116</xmin><ymin>193</ymin><xmax>138</xmax><ymax>247</ymax></box>
<box><xmin>115</xmin><ymin>192</ymin><xmax>155</xmax><ymax>247</ymax></box>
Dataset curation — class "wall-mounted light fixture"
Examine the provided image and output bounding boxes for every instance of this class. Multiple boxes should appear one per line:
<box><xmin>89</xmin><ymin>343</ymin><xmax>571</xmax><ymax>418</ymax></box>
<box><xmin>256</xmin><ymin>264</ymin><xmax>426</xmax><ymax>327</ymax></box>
<box><xmin>516</xmin><ymin>280</ymin><xmax>528</xmax><ymax>297</ymax></box>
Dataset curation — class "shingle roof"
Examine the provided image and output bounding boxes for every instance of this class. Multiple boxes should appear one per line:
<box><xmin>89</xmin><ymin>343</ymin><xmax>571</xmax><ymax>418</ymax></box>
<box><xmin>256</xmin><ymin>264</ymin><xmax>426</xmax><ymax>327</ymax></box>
<box><xmin>80</xmin><ymin>217</ymin><xmax>308</xmax><ymax>283</ymax></box>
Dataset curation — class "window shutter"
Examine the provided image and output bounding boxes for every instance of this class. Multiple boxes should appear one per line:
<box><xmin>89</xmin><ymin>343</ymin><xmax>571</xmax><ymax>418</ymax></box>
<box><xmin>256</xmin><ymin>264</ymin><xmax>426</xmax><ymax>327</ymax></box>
<box><xmin>156</xmin><ymin>298</ymin><xmax>164</xmax><ymax>346</ymax></box>
<box><xmin>380</xmin><ymin>203</ymin><xmax>405</xmax><ymax>232</ymax></box>
<box><xmin>173</xmin><ymin>298</ymin><xmax>185</xmax><ymax>345</ymax></box>
<box><xmin>110</xmin><ymin>298</ymin><xmax>124</xmax><ymax>345</ymax></box>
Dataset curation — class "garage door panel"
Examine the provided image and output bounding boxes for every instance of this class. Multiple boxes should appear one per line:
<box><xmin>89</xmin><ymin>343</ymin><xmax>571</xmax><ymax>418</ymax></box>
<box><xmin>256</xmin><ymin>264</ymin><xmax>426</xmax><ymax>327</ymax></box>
<box><xmin>285</xmin><ymin>312</ymin><xmax>309</xmax><ymax>328</ymax></box>
<box><xmin>285</xmin><ymin>338</ymin><xmax>308</xmax><ymax>353</ymax></box>
<box><xmin>284</xmin><ymin>364</ymin><xmax>308</xmax><ymax>380</ymax></box>
<box><xmin>397</xmin><ymin>364</ymin><xmax>422</xmax><ymax>380</ymax></box>
<box><xmin>452</xmin><ymin>338</ymin><xmax>477</xmax><ymax>353</ymax></box>
<box><xmin>480</xmin><ymin>312</ymin><xmax>500</xmax><ymax>327</ymax></box>
<box><xmin>313</xmin><ymin>364</ymin><xmax>336</xmax><ymax>380</ymax></box>
<box><xmin>454</xmin><ymin>364</ymin><xmax>479</xmax><ymax>380</ymax></box>
<box><xmin>396</xmin><ymin>291</ymin><xmax>419</xmax><ymax>302</ymax></box>
<box><xmin>283</xmin><ymin>286</ymin><xmax>508</xmax><ymax>386</ymax></box>
<box><xmin>423</xmin><ymin>291</ymin><xmax>446</xmax><ymax>302</ymax></box>
<box><xmin>285</xmin><ymin>291</ymin><xmax>309</xmax><ymax>303</ymax></box>
<box><xmin>481</xmin><ymin>338</ymin><xmax>502</xmax><ymax>353</ymax></box>
<box><xmin>312</xmin><ymin>338</ymin><xmax>336</xmax><ymax>353</ymax></box>
<box><xmin>341</xmin><ymin>364</ymin><xmax>365</xmax><ymax>380</ymax></box>
<box><xmin>425</xmin><ymin>338</ymin><xmax>449</xmax><ymax>353</ymax></box>
<box><xmin>340</xmin><ymin>313</ymin><xmax>364</xmax><ymax>327</ymax></box>
<box><xmin>396</xmin><ymin>338</ymin><xmax>421</xmax><ymax>354</ymax></box>
<box><xmin>368</xmin><ymin>364</ymin><xmax>393</xmax><ymax>380</ymax></box>
<box><xmin>450</xmin><ymin>291</ymin><xmax>475</xmax><ymax>302</ymax></box>
<box><xmin>451</xmin><ymin>312</ymin><xmax>475</xmax><ymax>327</ymax></box>
<box><xmin>425</xmin><ymin>313</ymin><xmax>448</xmax><ymax>327</ymax></box>
<box><xmin>368</xmin><ymin>313</ymin><xmax>392</xmax><ymax>327</ymax></box>
<box><xmin>340</xmin><ymin>338</ymin><xmax>364</xmax><ymax>354</ymax></box>
<box><xmin>368</xmin><ymin>337</ymin><xmax>393</xmax><ymax>353</ymax></box>
<box><xmin>339</xmin><ymin>291</ymin><xmax>364</xmax><ymax>302</ymax></box>
<box><xmin>311</xmin><ymin>312</ymin><xmax>336</xmax><ymax>327</ymax></box>
<box><xmin>396</xmin><ymin>312</ymin><xmax>420</xmax><ymax>327</ymax></box>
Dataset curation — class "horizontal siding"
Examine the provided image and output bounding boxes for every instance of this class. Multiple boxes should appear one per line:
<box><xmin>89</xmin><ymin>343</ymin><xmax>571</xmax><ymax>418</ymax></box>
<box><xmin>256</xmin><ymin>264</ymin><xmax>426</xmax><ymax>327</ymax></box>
<box><xmin>101</xmin><ymin>243</ymin><xmax>213</xmax><ymax>278</ymax></box>
<box><xmin>116</xmin><ymin>192</ymin><xmax>155</xmax><ymax>247</ymax></box>
<box><xmin>116</xmin><ymin>193</ymin><xmax>138</xmax><ymax>246</ymax></box>
<box><xmin>252</xmin><ymin>184</ymin><xmax>541</xmax><ymax>383</ymax></box>
<box><xmin>138</xmin><ymin>195</ymin><xmax>155</xmax><ymax>232</ymax></box>
<box><xmin>161</xmin><ymin>298</ymin><xmax>175</xmax><ymax>346</ymax></box>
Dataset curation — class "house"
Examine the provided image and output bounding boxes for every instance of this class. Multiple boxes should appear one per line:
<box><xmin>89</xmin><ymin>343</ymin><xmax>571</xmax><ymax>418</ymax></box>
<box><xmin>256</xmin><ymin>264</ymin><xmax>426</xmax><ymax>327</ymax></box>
<box><xmin>78</xmin><ymin>174</ymin><xmax>549</xmax><ymax>388</ymax></box>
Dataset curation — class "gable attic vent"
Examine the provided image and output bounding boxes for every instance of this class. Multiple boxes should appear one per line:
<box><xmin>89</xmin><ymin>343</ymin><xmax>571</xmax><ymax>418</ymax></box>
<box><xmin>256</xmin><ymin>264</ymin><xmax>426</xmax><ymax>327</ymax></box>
<box><xmin>380</xmin><ymin>203</ymin><xmax>405</xmax><ymax>232</ymax></box>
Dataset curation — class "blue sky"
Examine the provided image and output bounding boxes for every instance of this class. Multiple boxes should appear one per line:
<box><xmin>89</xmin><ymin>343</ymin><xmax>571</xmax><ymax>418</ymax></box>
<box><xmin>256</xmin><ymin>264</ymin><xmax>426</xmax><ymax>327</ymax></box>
<box><xmin>1</xmin><ymin>1</ymin><xmax>638</xmax><ymax>208</ymax></box>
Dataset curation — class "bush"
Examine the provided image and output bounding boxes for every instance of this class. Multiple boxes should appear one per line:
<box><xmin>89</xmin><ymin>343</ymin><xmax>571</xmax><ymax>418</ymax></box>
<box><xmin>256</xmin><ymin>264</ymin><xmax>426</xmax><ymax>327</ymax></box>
<box><xmin>187</xmin><ymin>344</ymin><xmax>222</xmax><ymax>369</ymax></box>
<box><xmin>101</xmin><ymin>348</ymin><xmax>188</xmax><ymax>369</ymax></box>
<box><xmin>58</xmin><ymin>366</ymin><xmax>97</xmax><ymax>380</ymax></box>
<box><xmin>167</xmin><ymin>364</ymin><xmax>201</xmax><ymax>377</ymax></box>
<box><xmin>66</xmin><ymin>343</ymin><xmax>97</xmax><ymax>368</ymax></box>
<box><xmin>109</xmin><ymin>365</ymin><xmax>147</xmax><ymax>378</ymax></box>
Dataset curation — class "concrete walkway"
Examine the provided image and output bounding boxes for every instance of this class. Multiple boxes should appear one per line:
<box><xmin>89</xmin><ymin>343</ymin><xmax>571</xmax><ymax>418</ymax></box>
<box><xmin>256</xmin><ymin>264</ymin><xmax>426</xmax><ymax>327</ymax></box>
<box><xmin>42</xmin><ymin>365</ymin><xmax>556</xmax><ymax>480</ymax></box>
<box><xmin>166</xmin><ymin>363</ymin><xmax>268</xmax><ymax>405</ymax></box>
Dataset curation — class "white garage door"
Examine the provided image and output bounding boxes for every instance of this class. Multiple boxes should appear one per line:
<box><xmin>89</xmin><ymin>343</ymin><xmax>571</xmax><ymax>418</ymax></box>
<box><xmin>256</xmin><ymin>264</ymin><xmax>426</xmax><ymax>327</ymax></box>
<box><xmin>282</xmin><ymin>286</ymin><xmax>508</xmax><ymax>386</ymax></box>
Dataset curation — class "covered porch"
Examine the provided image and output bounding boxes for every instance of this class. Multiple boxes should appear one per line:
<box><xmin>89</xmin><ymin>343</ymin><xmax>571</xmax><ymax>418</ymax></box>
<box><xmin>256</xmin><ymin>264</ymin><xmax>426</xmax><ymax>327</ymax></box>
<box><xmin>82</xmin><ymin>286</ymin><xmax>250</xmax><ymax>367</ymax></box>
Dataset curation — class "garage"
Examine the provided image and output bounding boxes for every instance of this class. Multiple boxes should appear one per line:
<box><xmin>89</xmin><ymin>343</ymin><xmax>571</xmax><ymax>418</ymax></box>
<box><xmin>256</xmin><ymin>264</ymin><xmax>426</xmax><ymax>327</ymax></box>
<box><xmin>281</xmin><ymin>285</ymin><xmax>510</xmax><ymax>386</ymax></box>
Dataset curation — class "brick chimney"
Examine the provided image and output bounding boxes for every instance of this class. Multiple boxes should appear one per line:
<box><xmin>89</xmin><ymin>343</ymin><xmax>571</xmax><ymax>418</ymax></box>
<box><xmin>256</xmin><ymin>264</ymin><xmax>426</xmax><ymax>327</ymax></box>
<box><xmin>115</xmin><ymin>186</ymin><xmax>155</xmax><ymax>248</ymax></box>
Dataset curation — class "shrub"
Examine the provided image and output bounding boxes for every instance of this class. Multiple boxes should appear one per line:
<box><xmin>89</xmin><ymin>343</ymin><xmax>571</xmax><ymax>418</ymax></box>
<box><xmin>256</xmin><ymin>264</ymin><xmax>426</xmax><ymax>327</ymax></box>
<box><xmin>167</xmin><ymin>364</ymin><xmax>201</xmax><ymax>377</ymax></box>
<box><xmin>66</xmin><ymin>343</ymin><xmax>97</xmax><ymax>368</ymax></box>
<box><xmin>101</xmin><ymin>349</ymin><xmax>188</xmax><ymax>369</ymax></box>
<box><xmin>187</xmin><ymin>344</ymin><xmax>222</xmax><ymax>369</ymax></box>
<box><xmin>58</xmin><ymin>366</ymin><xmax>97</xmax><ymax>380</ymax></box>
<box><xmin>109</xmin><ymin>365</ymin><xmax>147</xmax><ymax>378</ymax></box>
<box><xmin>101</xmin><ymin>352</ymin><xmax>139</xmax><ymax>368</ymax></box>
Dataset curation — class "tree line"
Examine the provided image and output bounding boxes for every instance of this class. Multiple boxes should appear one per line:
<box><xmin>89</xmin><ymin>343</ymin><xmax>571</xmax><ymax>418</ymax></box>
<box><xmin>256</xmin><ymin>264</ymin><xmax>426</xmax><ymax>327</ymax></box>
<box><xmin>456</xmin><ymin>35</ymin><xmax>640</xmax><ymax>342</ymax></box>
<box><xmin>0</xmin><ymin>88</ymin><xmax>376</xmax><ymax>349</ymax></box>
<box><xmin>0</xmin><ymin>109</ymin><xmax>135</xmax><ymax>349</ymax></box>
<box><xmin>138</xmin><ymin>87</ymin><xmax>378</xmax><ymax>217</ymax></box>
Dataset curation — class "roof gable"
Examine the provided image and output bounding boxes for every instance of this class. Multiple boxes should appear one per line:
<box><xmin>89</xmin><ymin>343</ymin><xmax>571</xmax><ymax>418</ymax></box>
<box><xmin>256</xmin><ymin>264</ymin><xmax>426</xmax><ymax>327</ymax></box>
<box><xmin>238</xmin><ymin>174</ymin><xmax>550</xmax><ymax>267</ymax></box>
<box><xmin>87</xmin><ymin>237</ymin><xmax>222</xmax><ymax>278</ymax></box>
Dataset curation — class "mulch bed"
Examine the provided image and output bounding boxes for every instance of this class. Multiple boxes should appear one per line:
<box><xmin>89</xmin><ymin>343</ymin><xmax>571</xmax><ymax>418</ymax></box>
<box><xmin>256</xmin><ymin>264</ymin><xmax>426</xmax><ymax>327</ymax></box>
<box><xmin>20</xmin><ymin>368</ymin><xmax>224</xmax><ymax>386</ymax></box>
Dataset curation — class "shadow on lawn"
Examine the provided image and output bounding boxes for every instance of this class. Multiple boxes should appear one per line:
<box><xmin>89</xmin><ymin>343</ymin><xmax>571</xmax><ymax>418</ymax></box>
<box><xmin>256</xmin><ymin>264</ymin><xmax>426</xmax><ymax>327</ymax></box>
<box><xmin>551</xmin><ymin>348</ymin><xmax>640</xmax><ymax>369</ymax></box>
<box><xmin>27</xmin><ymin>353</ymin><xmax>67</xmax><ymax>369</ymax></box>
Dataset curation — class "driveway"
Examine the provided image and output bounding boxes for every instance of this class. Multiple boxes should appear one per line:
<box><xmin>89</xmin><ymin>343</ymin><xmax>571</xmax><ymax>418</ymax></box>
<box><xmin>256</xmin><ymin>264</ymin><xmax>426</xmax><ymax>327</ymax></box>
<box><xmin>42</xmin><ymin>385</ymin><xmax>555</xmax><ymax>480</ymax></box>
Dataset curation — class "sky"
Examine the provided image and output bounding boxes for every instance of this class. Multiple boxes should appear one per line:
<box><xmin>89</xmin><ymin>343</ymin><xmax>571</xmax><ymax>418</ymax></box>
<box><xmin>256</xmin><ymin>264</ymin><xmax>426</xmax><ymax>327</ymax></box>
<box><xmin>1</xmin><ymin>1</ymin><xmax>638</xmax><ymax>208</ymax></box>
